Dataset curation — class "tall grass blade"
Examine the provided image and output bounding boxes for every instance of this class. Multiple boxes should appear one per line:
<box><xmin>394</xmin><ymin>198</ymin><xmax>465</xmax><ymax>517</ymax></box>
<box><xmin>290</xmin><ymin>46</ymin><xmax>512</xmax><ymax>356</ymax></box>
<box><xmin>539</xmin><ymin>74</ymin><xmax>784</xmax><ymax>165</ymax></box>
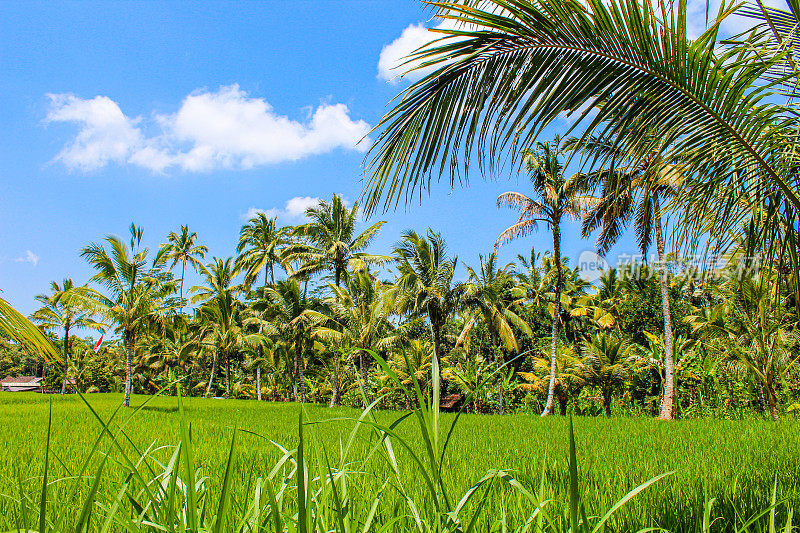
<box><xmin>297</xmin><ymin>407</ymin><xmax>308</xmax><ymax>533</ymax></box>
<box><xmin>213</xmin><ymin>423</ymin><xmax>238</xmax><ymax>533</ymax></box>
<box><xmin>177</xmin><ymin>386</ymin><xmax>198</xmax><ymax>533</ymax></box>
<box><xmin>568</xmin><ymin>416</ymin><xmax>579</xmax><ymax>533</ymax></box>
<box><xmin>38</xmin><ymin>397</ymin><xmax>52</xmax><ymax>533</ymax></box>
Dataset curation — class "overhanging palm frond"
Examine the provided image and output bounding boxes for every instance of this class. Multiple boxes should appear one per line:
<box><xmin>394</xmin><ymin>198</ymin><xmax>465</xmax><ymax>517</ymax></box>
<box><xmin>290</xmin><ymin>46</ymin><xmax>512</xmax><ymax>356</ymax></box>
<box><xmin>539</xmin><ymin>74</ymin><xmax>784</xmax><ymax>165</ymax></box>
<box><xmin>362</xmin><ymin>0</ymin><xmax>800</xmax><ymax>230</ymax></box>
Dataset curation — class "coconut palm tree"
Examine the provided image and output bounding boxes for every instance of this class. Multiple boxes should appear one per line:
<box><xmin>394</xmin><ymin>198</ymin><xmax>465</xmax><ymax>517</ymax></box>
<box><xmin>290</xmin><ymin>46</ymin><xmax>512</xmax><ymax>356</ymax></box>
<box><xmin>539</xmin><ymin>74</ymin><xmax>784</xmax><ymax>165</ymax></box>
<box><xmin>31</xmin><ymin>279</ymin><xmax>104</xmax><ymax>394</ymax></box>
<box><xmin>307</xmin><ymin>269</ymin><xmax>398</xmax><ymax>404</ymax></box>
<box><xmin>81</xmin><ymin>223</ymin><xmax>178</xmax><ymax>406</ymax></box>
<box><xmin>285</xmin><ymin>194</ymin><xmax>389</xmax><ymax>406</ymax></box>
<box><xmin>361</xmin><ymin>1</ymin><xmax>800</xmax><ymax>397</ymax></box>
<box><xmin>459</xmin><ymin>253</ymin><xmax>532</xmax><ymax>413</ymax></box>
<box><xmin>155</xmin><ymin>225</ymin><xmax>208</xmax><ymax>309</ymax></box>
<box><xmin>687</xmin><ymin>267</ymin><xmax>799</xmax><ymax>421</ymax></box>
<box><xmin>495</xmin><ymin>140</ymin><xmax>594</xmax><ymax>416</ymax></box>
<box><xmin>518</xmin><ymin>344</ymin><xmax>586</xmax><ymax>416</ymax></box>
<box><xmin>566</xmin><ymin>134</ymin><xmax>682</xmax><ymax>419</ymax></box>
<box><xmin>236</xmin><ymin>213</ymin><xmax>291</xmax><ymax>288</ymax></box>
<box><xmin>260</xmin><ymin>279</ymin><xmax>316</xmax><ymax>402</ymax></box>
<box><xmin>393</xmin><ymin>229</ymin><xmax>464</xmax><ymax>387</ymax></box>
<box><xmin>191</xmin><ymin>257</ymin><xmax>244</xmax><ymax>399</ymax></box>
<box><xmin>583</xmin><ymin>332</ymin><xmax>633</xmax><ymax>417</ymax></box>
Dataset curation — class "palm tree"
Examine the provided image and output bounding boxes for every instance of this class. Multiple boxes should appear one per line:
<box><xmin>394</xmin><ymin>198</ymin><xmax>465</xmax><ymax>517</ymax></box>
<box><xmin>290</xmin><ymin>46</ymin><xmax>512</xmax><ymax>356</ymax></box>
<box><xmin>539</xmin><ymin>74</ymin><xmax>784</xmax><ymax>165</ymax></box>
<box><xmin>568</xmin><ymin>134</ymin><xmax>681</xmax><ymax>419</ymax></box>
<box><xmin>518</xmin><ymin>344</ymin><xmax>586</xmax><ymax>416</ymax></box>
<box><xmin>495</xmin><ymin>140</ymin><xmax>593</xmax><ymax>416</ymax></box>
<box><xmin>687</xmin><ymin>267</ymin><xmax>799</xmax><ymax>421</ymax></box>
<box><xmin>583</xmin><ymin>332</ymin><xmax>633</xmax><ymax>417</ymax></box>
<box><xmin>31</xmin><ymin>279</ymin><xmax>104</xmax><ymax>394</ymax></box>
<box><xmin>155</xmin><ymin>225</ymin><xmax>208</xmax><ymax>308</ymax></box>
<box><xmin>308</xmin><ymin>269</ymin><xmax>398</xmax><ymax>404</ymax></box>
<box><xmin>285</xmin><ymin>194</ymin><xmax>388</xmax><ymax>406</ymax></box>
<box><xmin>236</xmin><ymin>213</ymin><xmax>291</xmax><ymax>288</ymax></box>
<box><xmin>260</xmin><ymin>279</ymin><xmax>316</xmax><ymax>402</ymax></box>
<box><xmin>459</xmin><ymin>253</ymin><xmax>531</xmax><ymax>414</ymax></box>
<box><xmin>82</xmin><ymin>223</ymin><xmax>177</xmax><ymax>406</ymax></box>
<box><xmin>191</xmin><ymin>257</ymin><xmax>243</xmax><ymax>399</ymax></box>
<box><xmin>393</xmin><ymin>229</ymin><xmax>464</xmax><ymax>388</ymax></box>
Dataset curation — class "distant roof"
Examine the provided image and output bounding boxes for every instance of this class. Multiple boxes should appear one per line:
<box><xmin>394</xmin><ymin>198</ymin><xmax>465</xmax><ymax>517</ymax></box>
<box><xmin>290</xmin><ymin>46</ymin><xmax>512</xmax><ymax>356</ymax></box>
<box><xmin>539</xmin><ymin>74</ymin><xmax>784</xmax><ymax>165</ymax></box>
<box><xmin>0</xmin><ymin>376</ymin><xmax>40</xmax><ymax>384</ymax></box>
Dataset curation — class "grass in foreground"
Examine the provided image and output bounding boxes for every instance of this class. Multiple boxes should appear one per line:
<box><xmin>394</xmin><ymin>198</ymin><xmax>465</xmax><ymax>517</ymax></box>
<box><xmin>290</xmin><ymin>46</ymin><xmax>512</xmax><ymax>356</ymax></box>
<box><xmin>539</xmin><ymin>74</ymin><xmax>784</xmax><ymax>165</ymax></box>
<box><xmin>0</xmin><ymin>378</ymin><xmax>798</xmax><ymax>531</ymax></box>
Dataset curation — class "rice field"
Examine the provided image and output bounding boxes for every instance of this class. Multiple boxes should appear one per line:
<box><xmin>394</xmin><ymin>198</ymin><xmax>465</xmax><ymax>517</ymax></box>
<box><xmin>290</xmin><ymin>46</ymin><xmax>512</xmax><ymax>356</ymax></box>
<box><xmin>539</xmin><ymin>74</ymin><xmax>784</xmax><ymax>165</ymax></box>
<box><xmin>1</xmin><ymin>392</ymin><xmax>798</xmax><ymax>532</ymax></box>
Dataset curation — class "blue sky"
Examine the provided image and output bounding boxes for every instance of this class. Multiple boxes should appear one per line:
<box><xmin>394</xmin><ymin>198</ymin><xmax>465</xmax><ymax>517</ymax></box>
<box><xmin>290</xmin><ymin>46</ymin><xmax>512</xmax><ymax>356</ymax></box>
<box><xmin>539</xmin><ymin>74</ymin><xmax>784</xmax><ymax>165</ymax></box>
<box><xmin>0</xmin><ymin>0</ymin><xmax>657</xmax><ymax>317</ymax></box>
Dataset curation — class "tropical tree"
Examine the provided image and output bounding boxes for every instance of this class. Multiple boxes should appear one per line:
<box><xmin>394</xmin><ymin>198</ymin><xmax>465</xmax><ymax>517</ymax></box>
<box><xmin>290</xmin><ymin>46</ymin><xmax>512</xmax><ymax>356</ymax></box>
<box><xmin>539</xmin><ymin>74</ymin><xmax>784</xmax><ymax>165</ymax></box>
<box><xmin>236</xmin><ymin>213</ymin><xmax>291</xmax><ymax>288</ymax></box>
<box><xmin>495</xmin><ymin>140</ymin><xmax>593</xmax><ymax>416</ymax></box>
<box><xmin>459</xmin><ymin>253</ymin><xmax>532</xmax><ymax>413</ymax></box>
<box><xmin>567</xmin><ymin>133</ymin><xmax>682</xmax><ymax>419</ymax></box>
<box><xmin>583</xmin><ymin>332</ymin><xmax>633</xmax><ymax>417</ymax></box>
<box><xmin>308</xmin><ymin>269</ymin><xmax>398</xmax><ymax>404</ymax></box>
<box><xmin>687</xmin><ymin>268</ymin><xmax>800</xmax><ymax>421</ymax></box>
<box><xmin>260</xmin><ymin>279</ymin><xmax>316</xmax><ymax>402</ymax></box>
<box><xmin>285</xmin><ymin>194</ymin><xmax>388</xmax><ymax>405</ymax></box>
<box><xmin>361</xmin><ymin>1</ymin><xmax>800</xmax><ymax>420</ymax></box>
<box><xmin>31</xmin><ymin>279</ymin><xmax>104</xmax><ymax>394</ymax></box>
<box><xmin>393</xmin><ymin>229</ymin><xmax>464</xmax><ymax>388</ymax></box>
<box><xmin>518</xmin><ymin>344</ymin><xmax>585</xmax><ymax>415</ymax></box>
<box><xmin>81</xmin><ymin>223</ymin><xmax>178</xmax><ymax>406</ymax></box>
<box><xmin>155</xmin><ymin>225</ymin><xmax>208</xmax><ymax>308</ymax></box>
<box><xmin>191</xmin><ymin>257</ymin><xmax>243</xmax><ymax>399</ymax></box>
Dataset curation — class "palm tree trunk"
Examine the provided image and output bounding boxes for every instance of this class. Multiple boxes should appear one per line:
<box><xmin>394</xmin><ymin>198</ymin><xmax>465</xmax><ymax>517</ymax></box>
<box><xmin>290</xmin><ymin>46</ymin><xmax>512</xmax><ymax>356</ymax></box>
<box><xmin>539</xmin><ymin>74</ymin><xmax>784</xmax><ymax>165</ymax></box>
<box><xmin>542</xmin><ymin>219</ymin><xmax>562</xmax><ymax>417</ymax></box>
<box><xmin>225</xmin><ymin>351</ymin><xmax>230</xmax><ymax>399</ymax></box>
<box><xmin>61</xmin><ymin>323</ymin><xmax>70</xmax><ymax>395</ymax></box>
<box><xmin>207</xmin><ymin>349</ymin><xmax>218</xmax><ymax>398</ymax></box>
<box><xmin>124</xmin><ymin>330</ymin><xmax>135</xmax><ymax>407</ymax></box>
<box><xmin>180</xmin><ymin>260</ymin><xmax>186</xmax><ymax>312</ymax></box>
<box><xmin>330</xmin><ymin>353</ymin><xmax>340</xmax><ymax>407</ymax></box>
<box><xmin>257</xmin><ymin>343</ymin><xmax>263</xmax><ymax>401</ymax></box>
<box><xmin>431</xmin><ymin>320</ymin><xmax>444</xmax><ymax>398</ymax></box>
<box><xmin>654</xmin><ymin>197</ymin><xmax>676</xmax><ymax>420</ymax></box>
<box><xmin>491</xmin><ymin>331</ymin><xmax>503</xmax><ymax>415</ymax></box>
<box><xmin>331</xmin><ymin>271</ymin><xmax>342</xmax><ymax>407</ymax></box>
<box><xmin>604</xmin><ymin>388</ymin><xmax>612</xmax><ymax>417</ymax></box>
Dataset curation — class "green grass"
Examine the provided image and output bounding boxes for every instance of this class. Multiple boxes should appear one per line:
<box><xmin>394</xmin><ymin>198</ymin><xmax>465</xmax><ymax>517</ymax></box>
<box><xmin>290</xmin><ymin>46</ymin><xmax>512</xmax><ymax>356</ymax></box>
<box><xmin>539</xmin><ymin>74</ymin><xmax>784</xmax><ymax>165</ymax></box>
<box><xmin>0</xmin><ymin>391</ymin><xmax>797</xmax><ymax>531</ymax></box>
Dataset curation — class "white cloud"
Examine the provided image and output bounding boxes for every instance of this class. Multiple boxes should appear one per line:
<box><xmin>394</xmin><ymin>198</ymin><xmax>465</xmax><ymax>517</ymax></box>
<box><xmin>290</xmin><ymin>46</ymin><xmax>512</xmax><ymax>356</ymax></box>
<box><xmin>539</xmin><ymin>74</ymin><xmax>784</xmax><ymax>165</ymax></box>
<box><xmin>13</xmin><ymin>250</ymin><xmax>39</xmax><ymax>267</ymax></box>
<box><xmin>46</xmin><ymin>94</ymin><xmax>143</xmax><ymax>171</ymax></box>
<box><xmin>241</xmin><ymin>196</ymin><xmax>322</xmax><ymax>222</ymax></box>
<box><xmin>378</xmin><ymin>18</ymin><xmax>462</xmax><ymax>83</ymax></box>
<box><xmin>46</xmin><ymin>85</ymin><xmax>371</xmax><ymax>173</ymax></box>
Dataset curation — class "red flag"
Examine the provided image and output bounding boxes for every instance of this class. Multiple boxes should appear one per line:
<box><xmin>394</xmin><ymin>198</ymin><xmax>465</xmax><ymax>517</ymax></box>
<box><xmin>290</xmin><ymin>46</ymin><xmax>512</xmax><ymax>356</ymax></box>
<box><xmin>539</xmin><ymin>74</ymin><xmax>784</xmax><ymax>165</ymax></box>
<box><xmin>93</xmin><ymin>334</ymin><xmax>104</xmax><ymax>352</ymax></box>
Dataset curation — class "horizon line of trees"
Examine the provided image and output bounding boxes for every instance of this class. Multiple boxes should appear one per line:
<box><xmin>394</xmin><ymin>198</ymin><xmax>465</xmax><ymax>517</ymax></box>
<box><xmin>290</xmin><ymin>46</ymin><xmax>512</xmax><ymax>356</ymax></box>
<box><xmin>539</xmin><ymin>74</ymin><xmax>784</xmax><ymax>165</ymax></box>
<box><xmin>5</xmin><ymin>156</ymin><xmax>797</xmax><ymax>421</ymax></box>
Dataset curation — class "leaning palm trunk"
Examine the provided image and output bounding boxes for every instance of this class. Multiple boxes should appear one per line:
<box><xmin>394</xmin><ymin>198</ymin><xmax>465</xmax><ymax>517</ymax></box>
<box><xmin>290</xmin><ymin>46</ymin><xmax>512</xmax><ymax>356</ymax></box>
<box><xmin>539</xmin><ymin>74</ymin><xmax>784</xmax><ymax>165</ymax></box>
<box><xmin>256</xmin><ymin>367</ymin><xmax>262</xmax><ymax>401</ymax></box>
<box><xmin>60</xmin><ymin>324</ymin><xmax>70</xmax><ymax>395</ymax></box>
<box><xmin>206</xmin><ymin>349</ymin><xmax>218</xmax><ymax>398</ymax></box>
<box><xmin>654</xmin><ymin>198</ymin><xmax>676</xmax><ymax>420</ymax></box>
<box><xmin>542</xmin><ymin>222</ymin><xmax>563</xmax><ymax>417</ymax></box>
<box><xmin>123</xmin><ymin>329</ymin><xmax>135</xmax><ymax>407</ymax></box>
